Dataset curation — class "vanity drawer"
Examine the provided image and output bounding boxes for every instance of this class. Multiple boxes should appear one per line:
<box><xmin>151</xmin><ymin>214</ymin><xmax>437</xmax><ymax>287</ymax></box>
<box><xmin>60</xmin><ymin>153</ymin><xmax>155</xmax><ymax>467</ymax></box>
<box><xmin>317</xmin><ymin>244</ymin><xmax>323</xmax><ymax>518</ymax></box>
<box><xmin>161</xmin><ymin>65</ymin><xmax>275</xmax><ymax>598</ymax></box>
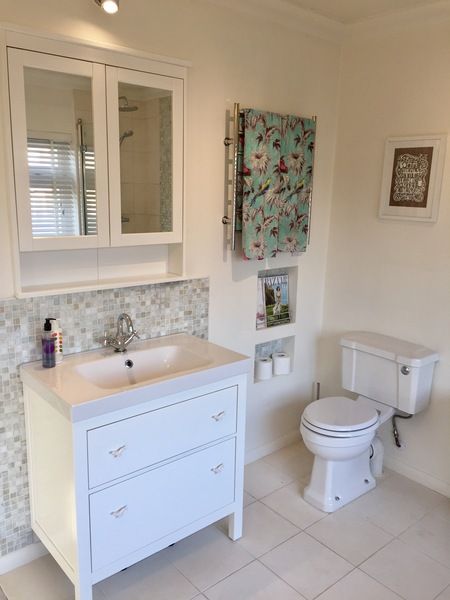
<box><xmin>90</xmin><ymin>438</ymin><xmax>235</xmax><ymax>572</ymax></box>
<box><xmin>87</xmin><ymin>386</ymin><xmax>237</xmax><ymax>488</ymax></box>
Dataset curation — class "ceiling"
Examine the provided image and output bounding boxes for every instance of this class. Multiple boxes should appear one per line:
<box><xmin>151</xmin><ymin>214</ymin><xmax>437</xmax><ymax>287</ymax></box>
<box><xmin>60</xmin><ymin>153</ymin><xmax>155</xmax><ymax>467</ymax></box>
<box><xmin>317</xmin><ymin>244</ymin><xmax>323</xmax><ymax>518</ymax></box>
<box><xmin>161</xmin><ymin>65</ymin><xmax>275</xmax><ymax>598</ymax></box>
<box><xmin>283</xmin><ymin>0</ymin><xmax>445</xmax><ymax>23</ymax></box>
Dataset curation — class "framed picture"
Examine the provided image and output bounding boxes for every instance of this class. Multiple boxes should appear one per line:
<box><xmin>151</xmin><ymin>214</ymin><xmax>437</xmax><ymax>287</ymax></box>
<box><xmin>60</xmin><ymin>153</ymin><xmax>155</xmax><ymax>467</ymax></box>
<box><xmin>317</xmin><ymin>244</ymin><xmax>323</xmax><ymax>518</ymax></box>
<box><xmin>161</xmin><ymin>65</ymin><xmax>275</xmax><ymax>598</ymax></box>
<box><xmin>379</xmin><ymin>134</ymin><xmax>447</xmax><ymax>222</ymax></box>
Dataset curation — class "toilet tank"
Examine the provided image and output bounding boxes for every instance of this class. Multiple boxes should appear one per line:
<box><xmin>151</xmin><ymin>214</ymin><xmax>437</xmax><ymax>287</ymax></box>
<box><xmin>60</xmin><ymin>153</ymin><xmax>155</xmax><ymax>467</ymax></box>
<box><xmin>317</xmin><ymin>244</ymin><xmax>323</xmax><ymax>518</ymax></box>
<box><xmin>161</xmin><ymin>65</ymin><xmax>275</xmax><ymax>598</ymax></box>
<box><xmin>340</xmin><ymin>332</ymin><xmax>439</xmax><ymax>414</ymax></box>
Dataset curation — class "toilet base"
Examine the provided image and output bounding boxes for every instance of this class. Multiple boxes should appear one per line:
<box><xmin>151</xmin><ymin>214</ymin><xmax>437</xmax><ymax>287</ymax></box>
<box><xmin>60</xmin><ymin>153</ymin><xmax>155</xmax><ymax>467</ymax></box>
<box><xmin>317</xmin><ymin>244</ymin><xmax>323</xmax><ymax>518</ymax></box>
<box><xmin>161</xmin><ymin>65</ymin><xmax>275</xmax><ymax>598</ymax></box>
<box><xmin>304</xmin><ymin>448</ymin><xmax>376</xmax><ymax>512</ymax></box>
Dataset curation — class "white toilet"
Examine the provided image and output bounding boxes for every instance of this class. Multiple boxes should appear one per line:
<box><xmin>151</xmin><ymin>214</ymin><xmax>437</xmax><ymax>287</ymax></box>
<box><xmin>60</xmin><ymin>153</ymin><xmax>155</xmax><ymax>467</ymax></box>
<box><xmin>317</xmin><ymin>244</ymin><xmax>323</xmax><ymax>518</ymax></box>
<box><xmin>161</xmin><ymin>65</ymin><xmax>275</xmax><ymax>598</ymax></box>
<box><xmin>300</xmin><ymin>331</ymin><xmax>439</xmax><ymax>512</ymax></box>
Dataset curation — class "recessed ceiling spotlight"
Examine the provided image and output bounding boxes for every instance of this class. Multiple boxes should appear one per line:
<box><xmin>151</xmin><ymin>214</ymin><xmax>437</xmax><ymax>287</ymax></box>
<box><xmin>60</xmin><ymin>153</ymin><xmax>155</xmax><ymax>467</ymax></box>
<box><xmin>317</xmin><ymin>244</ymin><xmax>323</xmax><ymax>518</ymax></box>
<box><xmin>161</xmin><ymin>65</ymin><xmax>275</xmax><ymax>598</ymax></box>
<box><xmin>94</xmin><ymin>0</ymin><xmax>119</xmax><ymax>14</ymax></box>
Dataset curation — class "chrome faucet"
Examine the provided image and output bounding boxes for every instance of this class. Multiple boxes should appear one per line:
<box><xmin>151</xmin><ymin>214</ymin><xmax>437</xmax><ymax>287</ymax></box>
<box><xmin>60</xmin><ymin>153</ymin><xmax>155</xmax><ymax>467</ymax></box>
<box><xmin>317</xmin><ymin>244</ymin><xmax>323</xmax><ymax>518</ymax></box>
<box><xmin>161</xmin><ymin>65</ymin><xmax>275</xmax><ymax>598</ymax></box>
<box><xmin>103</xmin><ymin>313</ymin><xmax>139</xmax><ymax>352</ymax></box>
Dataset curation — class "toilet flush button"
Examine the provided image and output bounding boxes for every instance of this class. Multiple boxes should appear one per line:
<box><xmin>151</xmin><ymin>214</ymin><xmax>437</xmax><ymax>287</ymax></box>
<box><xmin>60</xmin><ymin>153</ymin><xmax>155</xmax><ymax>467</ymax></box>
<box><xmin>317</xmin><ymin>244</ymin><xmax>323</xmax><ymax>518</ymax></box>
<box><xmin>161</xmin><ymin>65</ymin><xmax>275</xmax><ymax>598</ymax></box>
<box><xmin>401</xmin><ymin>365</ymin><xmax>410</xmax><ymax>375</ymax></box>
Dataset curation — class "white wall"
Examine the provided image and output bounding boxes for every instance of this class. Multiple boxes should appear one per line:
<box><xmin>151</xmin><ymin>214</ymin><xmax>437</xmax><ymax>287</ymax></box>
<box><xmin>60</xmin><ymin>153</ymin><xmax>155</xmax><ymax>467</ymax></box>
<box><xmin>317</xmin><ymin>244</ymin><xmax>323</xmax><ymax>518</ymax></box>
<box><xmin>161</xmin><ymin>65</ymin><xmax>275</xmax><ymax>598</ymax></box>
<box><xmin>320</xmin><ymin>16</ymin><xmax>450</xmax><ymax>495</ymax></box>
<box><xmin>0</xmin><ymin>1</ymin><xmax>341</xmax><ymax>457</ymax></box>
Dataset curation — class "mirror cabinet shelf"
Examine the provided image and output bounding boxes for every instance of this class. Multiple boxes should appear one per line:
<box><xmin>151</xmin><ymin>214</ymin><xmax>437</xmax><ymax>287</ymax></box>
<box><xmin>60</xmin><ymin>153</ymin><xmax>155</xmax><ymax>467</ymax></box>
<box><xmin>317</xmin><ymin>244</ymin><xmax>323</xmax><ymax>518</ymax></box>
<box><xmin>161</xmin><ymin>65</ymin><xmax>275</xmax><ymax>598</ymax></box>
<box><xmin>2</xmin><ymin>27</ymin><xmax>187</xmax><ymax>295</ymax></box>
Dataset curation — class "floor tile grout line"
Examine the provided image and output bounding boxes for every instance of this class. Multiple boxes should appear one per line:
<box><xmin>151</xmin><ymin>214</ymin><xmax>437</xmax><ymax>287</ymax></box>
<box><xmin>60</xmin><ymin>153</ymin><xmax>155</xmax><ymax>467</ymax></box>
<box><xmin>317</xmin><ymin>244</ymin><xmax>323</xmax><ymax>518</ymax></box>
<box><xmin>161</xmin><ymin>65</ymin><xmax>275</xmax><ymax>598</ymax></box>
<box><xmin>390</xmin><ymin>533</ymin><xmax>450</xmax><ymax>570</ymax></box>
<box><xmin>343</xmin><ymin>503</ymin><xmax>428</xmax><ymax>538</ymax></box>
<box><xmin>258</xmin><ymin>494</ymin><xmax>327</xmax><ymax>530</ymax></box>
<box><xmin>245</xmin><ymin>474</ymin><xmax>296</xmax><ymax>500</ymax></box>
<box><xmin>245</xmin><ymin>471</ymin><xmax>315</xmax><ymax>503</ymax></box>
<box><xmin>168</xmin><ymin>559</ymin><xmax>204</xmax><ymax>596</ymax></box>
<box><xmin>301</xmin><ymin>530</ymin><xmax>355</xmax><ymax>566</ymax></box>
<box><xmin>253</xmin><ymin>528</ymin><xmax>303</xmax><ymax>561</ymax></box>
<box><xmin>311</xmin><ymin>565</ymin><xmax>358</xmax><ymax>600</ymax></box>
<box><xmin>432</xmin><ymin>583</ymin><xmax>450</xmax><ymax>600</ymax></box>
<box><xmin>258</xmin><ymin>464</ymin><xmax>312</xmax><ymax>485</ymax></box>
<box><xmin>199</xmin><ymin>558</ymin><xmax>258</xmax><ymax>596</ymax></box>
<box><xmin>253</xmin><ymin>553</ymin><xmax>315</xmax><ymax>599</ymax></box>
<box><xmin>254</xmin><ymin>527</ymin><xmax>356</xmax><ymax>596</ymax></box>
<box><xmin>252</xmin><ymin>557</ymin><xmax>310</xmax><ymax>600</ymax></box>
<box><xmin>395</xmin><ymin>530</ymin><xmax>450</xmax><ymax>573</ymax></box>
<box><xmin>243</xmin><ymin>497</ymin><xmax>304</xmax><ymax>536</ymax></box>
<box><xmin>358</xmin><ymin>560</ymin><xmax>419</xmax><ymax>600</ymax></box>
<box><xmin>358</xmin><ymin>567</ymin><xmax>407</xmax><ymax>600</ymax></box>
<box><xmin>304</xmin><ymin>522</ymin><xmax>395</xmax><ymax>569</ymax></box>
<box><xmin>358</xmin><ymin>538</ymin><xmax>450</xmax><ymax>600</ymax></box>
<box><xmin>258</xmin><ymin>548</ymin><xmax>354</xmax><ymax>600</ymax></box>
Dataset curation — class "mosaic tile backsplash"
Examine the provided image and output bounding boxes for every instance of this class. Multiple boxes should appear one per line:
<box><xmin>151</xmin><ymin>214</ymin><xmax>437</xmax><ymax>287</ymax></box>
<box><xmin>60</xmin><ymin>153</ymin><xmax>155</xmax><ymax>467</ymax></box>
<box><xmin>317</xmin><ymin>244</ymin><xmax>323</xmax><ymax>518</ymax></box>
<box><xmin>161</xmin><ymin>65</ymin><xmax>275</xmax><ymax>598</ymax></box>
<box><xmin>255</xmin><ymin>338</ymin><xmax>285</xmax><ymax>360</ymax></box>
<box><xmin>0</xmin><ymin>278</ymin><xmax>209</xmax><ymax>557</ymax></box>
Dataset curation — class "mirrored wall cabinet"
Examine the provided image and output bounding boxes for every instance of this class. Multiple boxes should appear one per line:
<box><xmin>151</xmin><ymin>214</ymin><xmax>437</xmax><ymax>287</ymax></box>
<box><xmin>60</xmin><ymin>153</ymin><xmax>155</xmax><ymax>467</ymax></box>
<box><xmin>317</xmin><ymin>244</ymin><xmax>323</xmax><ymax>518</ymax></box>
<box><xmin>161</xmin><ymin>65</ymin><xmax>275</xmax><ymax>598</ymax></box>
<box><xmin>2</xmin><ymin>28</ymin><xmax>188</xmax><ymax>296</ymax></box>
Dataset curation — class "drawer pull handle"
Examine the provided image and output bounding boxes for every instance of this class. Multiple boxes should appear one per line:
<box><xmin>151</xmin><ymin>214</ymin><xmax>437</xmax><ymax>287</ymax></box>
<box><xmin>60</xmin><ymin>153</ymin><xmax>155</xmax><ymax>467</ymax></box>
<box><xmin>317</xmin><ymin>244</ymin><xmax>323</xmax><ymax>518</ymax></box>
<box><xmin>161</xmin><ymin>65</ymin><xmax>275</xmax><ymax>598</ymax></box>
<box><xmin>211</xmin><ymin>411</ymin><xmax>225</xmax><ymax>422</ymax></box>
<box><xmin>211</xmin><ymin>463</ymin><xmax>224</xmax><ymax>475</ymax></box>
<box><xmin>110</xmin><ymin>505</ymin><xmax>128</xmax><ymax>519</ymax></box>
<box><xmin>109</xmin><ymin>445</ymin><xmax>126</xmax><ymax>458</ymax></box>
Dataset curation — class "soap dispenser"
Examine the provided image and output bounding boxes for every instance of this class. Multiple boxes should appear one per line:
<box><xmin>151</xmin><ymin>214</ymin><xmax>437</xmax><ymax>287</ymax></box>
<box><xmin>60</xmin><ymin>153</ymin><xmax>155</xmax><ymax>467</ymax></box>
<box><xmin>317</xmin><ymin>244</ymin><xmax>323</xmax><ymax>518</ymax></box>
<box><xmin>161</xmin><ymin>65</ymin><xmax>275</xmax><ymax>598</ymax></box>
<box><xmin>42</xmin><ymin>318</ymin><xmax>55</xmax><ymax>368</ymax></box>
<box><xmin>51</xmin><ymin>318</ymin><xmax>63</xmax><ymax>364</ymax></box>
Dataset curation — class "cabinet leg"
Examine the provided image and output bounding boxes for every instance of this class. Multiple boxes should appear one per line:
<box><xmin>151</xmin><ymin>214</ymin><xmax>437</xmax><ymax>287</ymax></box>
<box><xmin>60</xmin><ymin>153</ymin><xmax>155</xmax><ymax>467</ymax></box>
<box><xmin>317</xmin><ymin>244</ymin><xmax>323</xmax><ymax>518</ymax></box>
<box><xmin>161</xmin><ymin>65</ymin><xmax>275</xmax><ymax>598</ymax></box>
<box><xmin>228</xmin><ymin>510</ymin><xmax>243</xmax><ymax>541</ymax></box>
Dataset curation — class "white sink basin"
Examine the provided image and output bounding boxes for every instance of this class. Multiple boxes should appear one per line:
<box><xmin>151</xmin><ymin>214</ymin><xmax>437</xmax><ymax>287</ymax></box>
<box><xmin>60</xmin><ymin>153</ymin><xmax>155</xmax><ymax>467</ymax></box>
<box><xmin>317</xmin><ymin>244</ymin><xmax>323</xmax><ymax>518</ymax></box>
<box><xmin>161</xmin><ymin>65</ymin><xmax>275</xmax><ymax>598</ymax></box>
<box><xmin>75</xmin><ymin>344</ymin><xmax>212</xmax><ymax>389</ymax></box>
<box><xmin>20</xmin><ymin>333</ymin><xmax>251</xmax><ymax>421</ymax></box>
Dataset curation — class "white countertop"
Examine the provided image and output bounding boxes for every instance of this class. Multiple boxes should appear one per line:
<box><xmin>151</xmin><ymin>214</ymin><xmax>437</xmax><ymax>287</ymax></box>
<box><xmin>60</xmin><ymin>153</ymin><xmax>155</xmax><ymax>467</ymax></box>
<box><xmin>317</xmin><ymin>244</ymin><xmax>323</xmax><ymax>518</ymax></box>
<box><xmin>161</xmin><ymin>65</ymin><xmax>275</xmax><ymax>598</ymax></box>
<box><xmin>21</xmin><ymin>334</ymin><xmax>251</xmax><ymax>422</ymax></box>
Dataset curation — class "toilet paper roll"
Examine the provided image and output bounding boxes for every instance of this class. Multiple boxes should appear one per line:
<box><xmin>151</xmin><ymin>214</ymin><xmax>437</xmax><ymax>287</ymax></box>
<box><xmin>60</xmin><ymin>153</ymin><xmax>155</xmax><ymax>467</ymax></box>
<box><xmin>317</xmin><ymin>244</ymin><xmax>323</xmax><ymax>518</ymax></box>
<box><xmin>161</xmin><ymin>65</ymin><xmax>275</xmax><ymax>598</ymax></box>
<box><xmin>255</xmin><ymin>357</ymin><xmax>273</xmax><ymax>380</ymax></box>
<box><xmin>272</xmin><ymin>352</ymin><xmax>291</xmax><ymax>376</ymax></box>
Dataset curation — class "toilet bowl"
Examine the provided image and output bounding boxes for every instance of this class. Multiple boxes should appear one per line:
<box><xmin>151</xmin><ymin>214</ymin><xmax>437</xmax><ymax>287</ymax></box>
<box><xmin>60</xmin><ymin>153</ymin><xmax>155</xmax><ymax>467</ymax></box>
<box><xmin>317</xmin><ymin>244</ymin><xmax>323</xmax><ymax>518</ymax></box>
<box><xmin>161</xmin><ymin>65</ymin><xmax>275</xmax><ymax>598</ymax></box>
<box><xmin>300</xmin><ymin>396</ymin><xmax>384</xmax><ymax>512</ymax></box>
<box><xmin>299</xmin><ymin>332</ymin><xmax>439</xmax><ymax>513</ymax></box>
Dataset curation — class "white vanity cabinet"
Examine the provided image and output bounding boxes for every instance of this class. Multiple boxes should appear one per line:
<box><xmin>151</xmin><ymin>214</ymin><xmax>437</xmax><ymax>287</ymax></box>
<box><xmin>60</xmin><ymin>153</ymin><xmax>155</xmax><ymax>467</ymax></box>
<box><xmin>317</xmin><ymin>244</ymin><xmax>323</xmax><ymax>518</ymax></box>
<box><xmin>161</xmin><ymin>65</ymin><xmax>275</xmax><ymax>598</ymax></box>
<box><xmin>21</xmin><ymin>335</ymin><xmax>249</xmax><ymax>600</ymax></box>
<box><xmin>24</xmin><ymin>379</ymin><xmax>246</xmax><ymax>598</ymax></box>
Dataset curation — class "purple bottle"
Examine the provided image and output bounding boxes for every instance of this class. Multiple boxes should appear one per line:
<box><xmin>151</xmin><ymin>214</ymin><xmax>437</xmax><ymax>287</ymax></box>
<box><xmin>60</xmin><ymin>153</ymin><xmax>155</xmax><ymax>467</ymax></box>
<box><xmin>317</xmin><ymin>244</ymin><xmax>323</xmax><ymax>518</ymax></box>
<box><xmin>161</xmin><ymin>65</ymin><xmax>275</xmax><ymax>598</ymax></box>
<box><xmin>42</xmin><ymin>318</ymin><xmax>55</xmax><ymax>368</ymax></box>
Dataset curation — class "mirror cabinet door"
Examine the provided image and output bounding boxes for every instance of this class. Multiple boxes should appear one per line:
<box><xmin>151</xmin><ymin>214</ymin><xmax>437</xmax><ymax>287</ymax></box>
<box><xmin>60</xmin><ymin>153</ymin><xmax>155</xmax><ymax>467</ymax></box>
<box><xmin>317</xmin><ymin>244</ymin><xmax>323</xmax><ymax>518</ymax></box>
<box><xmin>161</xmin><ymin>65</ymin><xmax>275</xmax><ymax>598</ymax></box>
<box><xmin>8</xmin><ymin>49</ymin><xmax>109</xmax><ymax>251</ymax></box>
<box><xmin>107</xmin><ymin>67</ymin><xmax>183</xmax><ymax>246</ymax></box>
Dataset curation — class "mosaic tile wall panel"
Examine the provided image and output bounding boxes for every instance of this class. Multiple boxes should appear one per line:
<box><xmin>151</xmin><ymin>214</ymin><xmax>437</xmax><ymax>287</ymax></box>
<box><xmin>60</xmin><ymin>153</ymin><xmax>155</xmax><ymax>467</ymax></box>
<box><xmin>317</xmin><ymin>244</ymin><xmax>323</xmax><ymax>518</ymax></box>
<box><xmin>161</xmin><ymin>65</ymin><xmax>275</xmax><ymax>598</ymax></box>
<box><xmin>0</xmin><ymin>278</ymin><xmax>209</xmax><ymax>557</ymax></box>
<box><xmin>255</xmin><ymin>338</ymin><xmax>285</xmax><ymax>359</ymax></box>
<box><xmin>160</xmin><ymin>95</ymin><xmax>173</xmax><ymax>232</ymax></box>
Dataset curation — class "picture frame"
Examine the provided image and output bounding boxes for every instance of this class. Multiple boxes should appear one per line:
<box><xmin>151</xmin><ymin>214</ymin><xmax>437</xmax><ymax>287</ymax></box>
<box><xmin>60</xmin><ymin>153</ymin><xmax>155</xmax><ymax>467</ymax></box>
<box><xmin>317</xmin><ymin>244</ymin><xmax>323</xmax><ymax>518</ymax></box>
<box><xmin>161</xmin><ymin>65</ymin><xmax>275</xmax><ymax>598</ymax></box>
<box><xmin>379</xmin><ymin>134</ymin><xmax>447</xmax><ymax>222</ymax></box>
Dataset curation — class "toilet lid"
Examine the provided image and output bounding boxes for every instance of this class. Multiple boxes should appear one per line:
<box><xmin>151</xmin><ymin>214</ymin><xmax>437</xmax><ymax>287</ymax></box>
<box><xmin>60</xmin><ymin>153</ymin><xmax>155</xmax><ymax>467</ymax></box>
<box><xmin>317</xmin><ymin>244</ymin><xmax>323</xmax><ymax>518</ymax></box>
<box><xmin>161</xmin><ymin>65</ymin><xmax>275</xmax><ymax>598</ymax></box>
<box><xmin>302</xmin><ymin>396</ymin><xmax>379</xmax><ymax>432</ymax></box>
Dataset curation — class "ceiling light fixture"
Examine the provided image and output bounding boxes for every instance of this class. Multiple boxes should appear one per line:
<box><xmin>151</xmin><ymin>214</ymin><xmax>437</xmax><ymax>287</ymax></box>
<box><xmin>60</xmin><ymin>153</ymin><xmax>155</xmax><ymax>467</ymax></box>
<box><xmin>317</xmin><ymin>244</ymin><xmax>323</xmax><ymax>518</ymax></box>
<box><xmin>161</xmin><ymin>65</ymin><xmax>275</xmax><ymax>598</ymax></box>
<box><xmin>94</xmin><ymin>0</ymin><xmax>119</xmax><ymax>14</ymax></box>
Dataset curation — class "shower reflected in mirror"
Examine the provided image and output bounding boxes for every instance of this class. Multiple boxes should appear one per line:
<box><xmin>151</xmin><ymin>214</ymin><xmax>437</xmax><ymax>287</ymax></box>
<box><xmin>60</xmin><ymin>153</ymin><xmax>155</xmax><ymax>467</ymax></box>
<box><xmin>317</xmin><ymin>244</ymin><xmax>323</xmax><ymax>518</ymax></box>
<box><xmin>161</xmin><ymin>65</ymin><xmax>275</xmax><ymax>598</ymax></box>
<box><xmin>118</xmin><ymin>96</ymin><xmax>138</xmax><ymax>112</ymax></box>
<box><xmin>119</xmin><ymin>129</ymin><xmax>134</xmax><ymax>146</ymax></box>
<box><xmin>118</xmin><ymin>81</ymin><xmax>173</xmax><ymax>235</ymax></box>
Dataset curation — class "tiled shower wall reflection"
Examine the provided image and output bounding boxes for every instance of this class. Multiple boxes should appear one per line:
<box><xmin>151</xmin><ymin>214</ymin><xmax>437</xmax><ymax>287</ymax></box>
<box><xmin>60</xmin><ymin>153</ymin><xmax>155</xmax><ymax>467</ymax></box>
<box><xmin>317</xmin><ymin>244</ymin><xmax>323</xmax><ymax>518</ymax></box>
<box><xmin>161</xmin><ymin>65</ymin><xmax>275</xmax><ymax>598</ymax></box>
<box><xmin>0</xmin><ymin>278</ymin><xmax>209</xmax><ymax>557</ymax></box>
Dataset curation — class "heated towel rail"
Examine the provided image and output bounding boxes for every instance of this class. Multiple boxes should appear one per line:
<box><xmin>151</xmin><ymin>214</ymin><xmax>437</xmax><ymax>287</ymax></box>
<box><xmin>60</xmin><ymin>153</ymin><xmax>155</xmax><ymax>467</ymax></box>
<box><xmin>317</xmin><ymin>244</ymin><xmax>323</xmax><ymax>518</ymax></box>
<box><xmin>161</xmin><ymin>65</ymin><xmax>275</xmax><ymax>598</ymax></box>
<box><xmin>223</xmin><ymin>103</ymin><xmax>241</xmax><ymax>251</ymax></box>
<box><xmin>223</xmin><ymin>103</ymin><xmax>317</xmax><ymax>251</ymax></box>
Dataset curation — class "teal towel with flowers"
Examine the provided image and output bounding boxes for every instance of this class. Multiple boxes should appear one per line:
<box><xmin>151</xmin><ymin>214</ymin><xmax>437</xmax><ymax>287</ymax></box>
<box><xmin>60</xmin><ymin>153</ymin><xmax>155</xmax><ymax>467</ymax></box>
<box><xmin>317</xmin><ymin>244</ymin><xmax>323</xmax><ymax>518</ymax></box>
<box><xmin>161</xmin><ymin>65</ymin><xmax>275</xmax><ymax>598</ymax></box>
<box><xmin>238</xmin><ymin>108</ymin><xmax>315</xmax><ymax>260</ymax></box>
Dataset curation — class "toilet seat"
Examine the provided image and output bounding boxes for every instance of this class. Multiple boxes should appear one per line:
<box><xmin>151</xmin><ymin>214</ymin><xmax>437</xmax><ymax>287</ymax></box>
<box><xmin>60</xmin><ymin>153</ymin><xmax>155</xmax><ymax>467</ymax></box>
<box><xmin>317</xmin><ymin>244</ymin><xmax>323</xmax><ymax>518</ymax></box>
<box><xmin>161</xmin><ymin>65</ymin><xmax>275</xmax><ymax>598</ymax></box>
<box><xmin>302</xmin><ymin>396</ymin><xmax>379</xmax><ymax>437</ymax></box>
<box><xmin>301</xmin><ymin>418</ymin><xmax>379</xmax><ymax>438</ymax></box>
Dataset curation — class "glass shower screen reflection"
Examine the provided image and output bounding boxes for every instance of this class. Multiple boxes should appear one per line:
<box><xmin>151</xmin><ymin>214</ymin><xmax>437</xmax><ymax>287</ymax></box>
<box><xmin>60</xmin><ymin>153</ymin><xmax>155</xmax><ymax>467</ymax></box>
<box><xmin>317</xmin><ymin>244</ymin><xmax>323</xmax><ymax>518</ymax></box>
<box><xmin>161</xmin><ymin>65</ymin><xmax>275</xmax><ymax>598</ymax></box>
<box><xmin>118</xmin><ymin>81</ymin><xmax>173</xmax><ymax>234</ymax></box>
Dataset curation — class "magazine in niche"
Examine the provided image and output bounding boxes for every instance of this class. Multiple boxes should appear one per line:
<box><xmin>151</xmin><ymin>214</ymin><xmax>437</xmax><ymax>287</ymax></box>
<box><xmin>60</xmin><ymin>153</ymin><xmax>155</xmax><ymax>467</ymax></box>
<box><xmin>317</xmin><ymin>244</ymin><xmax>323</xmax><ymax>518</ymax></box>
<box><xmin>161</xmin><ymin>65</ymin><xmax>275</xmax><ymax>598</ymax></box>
<box><xmin>263</xmin><ymin>274</ymin><xmax>290</xmax><ymax>327</ymax></box>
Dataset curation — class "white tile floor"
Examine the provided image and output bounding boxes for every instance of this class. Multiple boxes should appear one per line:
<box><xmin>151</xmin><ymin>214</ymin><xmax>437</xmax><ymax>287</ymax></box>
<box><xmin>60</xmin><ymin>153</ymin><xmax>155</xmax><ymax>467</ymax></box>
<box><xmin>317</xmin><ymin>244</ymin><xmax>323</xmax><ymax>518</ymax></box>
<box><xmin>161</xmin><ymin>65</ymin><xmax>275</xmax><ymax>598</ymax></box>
<box><xmin>1</xmin><ymin>441</ymin><xmax>449</xmax><ymax>600</ymax></box>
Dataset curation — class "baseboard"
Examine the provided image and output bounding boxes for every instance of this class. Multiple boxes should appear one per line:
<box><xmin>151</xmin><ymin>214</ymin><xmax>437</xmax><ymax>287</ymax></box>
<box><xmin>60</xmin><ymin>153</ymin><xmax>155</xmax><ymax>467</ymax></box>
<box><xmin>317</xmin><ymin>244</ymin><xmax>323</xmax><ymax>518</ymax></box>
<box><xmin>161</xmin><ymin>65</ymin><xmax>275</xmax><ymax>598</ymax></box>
<box><xmin>384</xmin><ymin>455</ymin><xmax>450</xmax><ymax>498</ymax></box>
<box><xmin>245</xmin><ymin>430</ymin><xmax>300</xmax><ymax>464</ymax></box>
<box><xmin>0</xmin><ymin>542</ymin><xmax>48</xmax><ymax>575</ymax></box>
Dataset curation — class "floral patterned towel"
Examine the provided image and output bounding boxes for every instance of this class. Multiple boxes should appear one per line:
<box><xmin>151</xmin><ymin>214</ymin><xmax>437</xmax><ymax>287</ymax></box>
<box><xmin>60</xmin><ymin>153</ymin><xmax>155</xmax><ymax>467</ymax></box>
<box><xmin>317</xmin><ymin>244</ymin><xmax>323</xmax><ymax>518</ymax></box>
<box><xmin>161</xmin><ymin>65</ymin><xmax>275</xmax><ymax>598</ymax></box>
<box><xmin>236</xmin><ymin>108</ymin><xmax>315</xmax><ymax>260</ymax></box>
